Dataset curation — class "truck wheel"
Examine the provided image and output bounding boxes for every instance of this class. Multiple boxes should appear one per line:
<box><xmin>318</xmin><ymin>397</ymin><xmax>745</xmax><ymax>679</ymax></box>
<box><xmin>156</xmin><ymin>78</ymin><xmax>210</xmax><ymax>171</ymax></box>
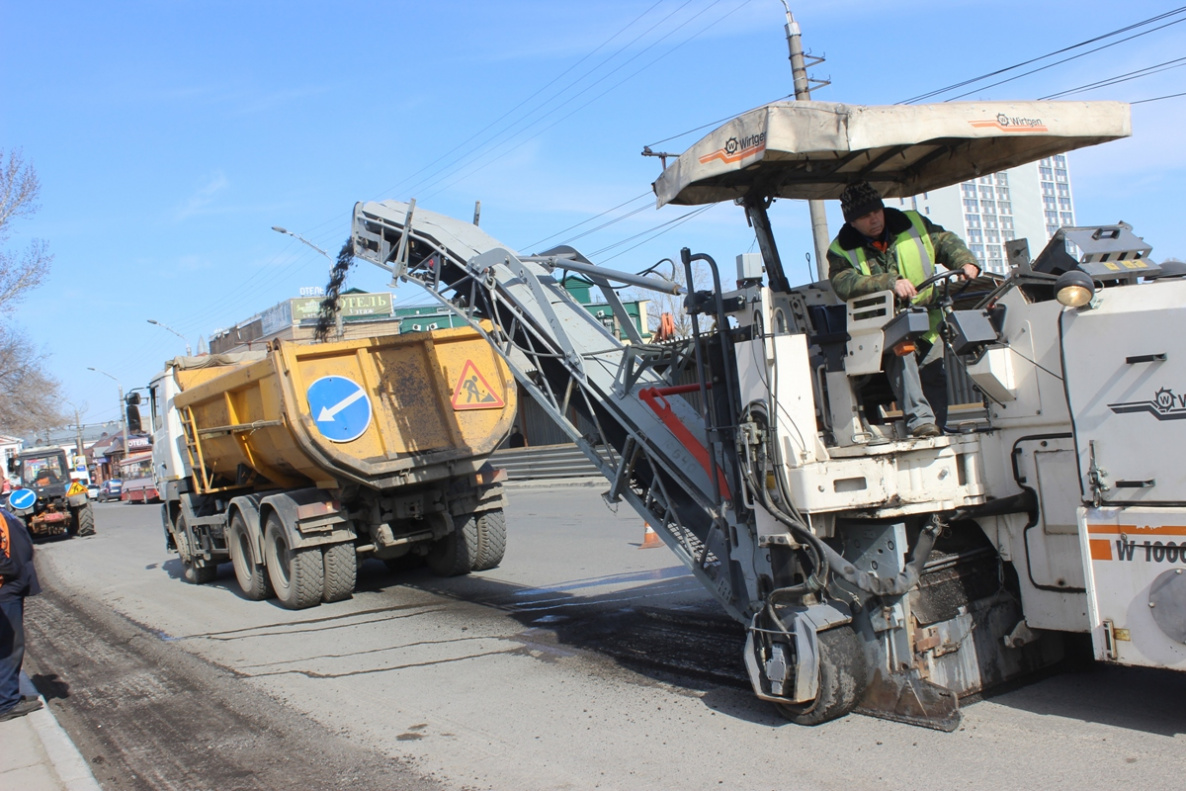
<box><xmin>775</xmin><ymin>626</ymin><xmax>871</xmax><ymax>726</ymax></box>
<box><xmin>321</xmin><ymin>542</ymin><xmax>357</xmax><ymax>603</ymax></box>
<box><xmin>426</xmin><ymin>515</ymin><xmax>479</xmax><ymax>577</ymax></box>
<box><xmin>264</xmin><ymin>514</ymin><xmax>323</xmax><ymax>609</ymax></box>
<box><xmin>228</xmin><ymin>514</ymin><xmax>272</xmax><ymax>601</ymax></box>
<box><xmin>175</xmin><ymin>514</ymin><xmax>217</xmax><ymax>585</ymax></box>
<box><xmin>472</xmin><ymin>509</ymin><xmax>506</xmax><ymax>571</ymax></box>
<box><xmin>76</xmin><ymin>504</ymin><xmax>96</xmax><ymax>537</ymax></box>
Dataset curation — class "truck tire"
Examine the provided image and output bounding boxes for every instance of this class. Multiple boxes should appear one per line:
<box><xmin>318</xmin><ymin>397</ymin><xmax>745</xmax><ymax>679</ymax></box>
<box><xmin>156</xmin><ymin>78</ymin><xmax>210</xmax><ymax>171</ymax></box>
<box><xmin>321</xmin><ymin>542</ymin><xmax>357</xmax><ymax>603</ymax></box>
<box><xmin>426</xmin><ymin>515</ymin><xmax>479</xmax><ymax>577</ymax></box>
<box><xmin>228</xmin><ymin>514</ymin><xmax>272</xmax><ymax>601</ymax></box>
<box><xmin>175</xmin><ymin>514</ymin><xmax>217</xmax><ymax>585</ymax></box>
<box><xmin>264</xmin><ymin>513</ymin><xmax>323</xmax><ymax>609</ymax></box>
<box><xmin>472</xmin><ymin>509</ymin><xmax>506</xmax><ymax>571</ymax></box>
<box><xmin>75</xmin><ymin>504</ymin><xmax>96</xmax><ymax>537</ymax></box>
<box><xmin>775</xmin><ymin>626</ymin><xmax>871</xmax><ymax>726</ymax></box>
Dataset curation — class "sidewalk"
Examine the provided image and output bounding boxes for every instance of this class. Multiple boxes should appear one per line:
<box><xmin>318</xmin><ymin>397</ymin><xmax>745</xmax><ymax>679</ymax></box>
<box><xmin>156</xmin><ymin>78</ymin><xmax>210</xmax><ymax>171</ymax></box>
<box><xmin>0</xmin><ymin>672</ymin><xmax>101</xmax><ymax>791</ymax></box>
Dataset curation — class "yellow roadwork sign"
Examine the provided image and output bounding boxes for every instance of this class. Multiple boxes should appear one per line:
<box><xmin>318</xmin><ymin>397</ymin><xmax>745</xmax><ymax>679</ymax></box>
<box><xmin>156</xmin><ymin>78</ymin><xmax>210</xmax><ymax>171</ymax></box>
<box><xmin>452</xmin><ymin>360</ymin><xmax>506</xmax><ymax>410</ymax></box>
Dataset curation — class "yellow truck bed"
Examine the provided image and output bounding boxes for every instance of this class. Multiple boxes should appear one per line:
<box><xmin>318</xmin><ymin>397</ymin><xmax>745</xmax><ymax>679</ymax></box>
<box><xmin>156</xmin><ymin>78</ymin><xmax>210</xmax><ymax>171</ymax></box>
<box><xmin>171</xmin><ymin>326</ymin><xmax>516</xmax><ymax>493</ymax></box>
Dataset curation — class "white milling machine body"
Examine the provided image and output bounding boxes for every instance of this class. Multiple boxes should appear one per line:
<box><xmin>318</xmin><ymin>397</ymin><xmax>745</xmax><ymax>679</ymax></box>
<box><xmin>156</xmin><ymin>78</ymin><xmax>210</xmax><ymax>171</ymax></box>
<box><xmin>350</xmin><ymin>100</ymin><xmax>1186</xmax><ymax>729</ymax></box>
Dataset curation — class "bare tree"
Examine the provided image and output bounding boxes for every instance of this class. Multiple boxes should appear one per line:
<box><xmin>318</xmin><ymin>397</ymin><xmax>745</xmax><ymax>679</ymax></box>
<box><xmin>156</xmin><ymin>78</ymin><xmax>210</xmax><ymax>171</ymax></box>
<box><xmin>0</xmin><ymin>149</ymin><xmax>65</xmax><ymax>435</ymax></box>
<box><xmin>0</xmin><ymin>326</ymin><xmax>67</xmax><ymax>435</ymax></box>
<box><xmin>0</xmin><ymin>149</ymin><xmax>52</xmax><ymax>313</ymax></box>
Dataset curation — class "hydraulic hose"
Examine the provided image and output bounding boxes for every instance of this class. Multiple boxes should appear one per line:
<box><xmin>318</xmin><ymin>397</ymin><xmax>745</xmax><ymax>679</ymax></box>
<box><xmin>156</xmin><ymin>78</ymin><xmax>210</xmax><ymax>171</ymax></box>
<box><xmin>740</xmin><ymin>402</ymin><xmax>945</xmax><ymax>600</ymax></box>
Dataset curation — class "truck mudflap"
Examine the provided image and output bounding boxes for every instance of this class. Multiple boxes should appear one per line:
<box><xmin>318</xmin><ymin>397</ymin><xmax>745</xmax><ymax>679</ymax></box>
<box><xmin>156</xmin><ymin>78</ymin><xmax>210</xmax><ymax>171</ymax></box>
<box><xmin>260</xmin><ymin>488</ymin><xmax>356</xmax><ymax>550</ymax></box>
<box><xmin>1078</xmin><ymin>505</ymin><xmax>1186</xmax><ymax>669</ymax></box>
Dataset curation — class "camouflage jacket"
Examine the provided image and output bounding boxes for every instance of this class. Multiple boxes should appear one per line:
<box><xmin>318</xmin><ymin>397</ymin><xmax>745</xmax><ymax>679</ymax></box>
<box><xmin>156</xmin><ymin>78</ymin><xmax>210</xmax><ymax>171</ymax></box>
<box><xmin>827</xmin><ymin>208</ymin><xmax>979</xmax><ymax>303</ymax></box>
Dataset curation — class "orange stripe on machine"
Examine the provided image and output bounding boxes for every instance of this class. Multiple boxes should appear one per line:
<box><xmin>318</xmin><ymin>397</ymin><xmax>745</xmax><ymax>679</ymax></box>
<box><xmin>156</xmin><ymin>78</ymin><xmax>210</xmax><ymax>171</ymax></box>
<box><xmin>1087</xmin><ymin>523</ymin><xmax>1186</xmax><ymax>536</ymax></box>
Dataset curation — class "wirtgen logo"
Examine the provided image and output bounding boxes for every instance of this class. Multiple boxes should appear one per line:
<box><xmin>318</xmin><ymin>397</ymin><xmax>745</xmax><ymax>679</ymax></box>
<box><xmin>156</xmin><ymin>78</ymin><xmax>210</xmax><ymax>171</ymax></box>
<box><xmin>1109</xmin><ymin>386</ymin><xmax>1186</xmax><ymax>420</ymax></box>
<box><xmin>969</xmin><ymin>114</ymin><xmax>1049</xmax><ymax>133</ymax></box>
<box><xmin>699</xmin><ymin>132</ymin><xmax>767</xmax><ymax>165</ymax></box>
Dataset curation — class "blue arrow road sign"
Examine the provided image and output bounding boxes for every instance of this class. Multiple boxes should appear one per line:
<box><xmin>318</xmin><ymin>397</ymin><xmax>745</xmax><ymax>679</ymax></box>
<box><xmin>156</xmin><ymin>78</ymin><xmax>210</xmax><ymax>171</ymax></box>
<box><xmin>306</xmin><ymin>375</ymin><xmax>373</xmax><ymax>443</ymax></box>
<box><xmin>8</xmin><ymin>488</ymin><xmax>36</xmax><ymax>510</ymax></box>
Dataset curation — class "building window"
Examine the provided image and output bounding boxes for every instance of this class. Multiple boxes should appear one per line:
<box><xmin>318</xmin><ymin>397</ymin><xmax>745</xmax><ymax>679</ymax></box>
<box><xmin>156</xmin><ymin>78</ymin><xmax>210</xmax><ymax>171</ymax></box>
<box><xmin>1001</xmin><ymin>217</ymin><xmax>1014</xmax><ymax>231</ymax></box>
<box><xmin>982</xmin><ymin>200</ymin><xmax>996</xmax><ymax>214</ymax></box>
<box><xmin>1040</xmin><ymin>166</ymin><xmax>1053</xmax><ymax>179</ymax></box>
<box><xmin>965</xmin><ymin>214</ymin><xmax>980</xmax><ymax>228</ymax></box>
<box><xmin>964</xmin><ymin>199</ymin><xmax>978</xmax><ymax>211</ymax></box>
<box><xmin>1045</xmin><ymin>210</ymin><xmax>1058</xmax><ymax>222</ymax></box>
<box><xmin>995</xmin><ymin>173</ymin><xmax>1009</xmax><ymax>185</ymax></box>
<box><xmin>997</xmin><ymin>187</ymin><xmax>1010</xmax><ymax>200</ymax></box>
<box><xmin>962</xmin><ymin>184</ymin><xmax>976</xmax><ymax>197</ymax></box>
<box><xmin>1061</xmin><ymin>212</ymin><xmax>1075</xmax><ymax>224</ymax></box>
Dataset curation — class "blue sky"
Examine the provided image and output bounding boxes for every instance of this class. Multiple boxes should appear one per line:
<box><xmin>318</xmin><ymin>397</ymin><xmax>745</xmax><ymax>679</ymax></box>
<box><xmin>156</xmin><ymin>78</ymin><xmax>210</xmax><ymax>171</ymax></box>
<box><xmin>3</xmin><ymin>1</ymin><xmax>1184</xmax><ymax>427</ymax></box>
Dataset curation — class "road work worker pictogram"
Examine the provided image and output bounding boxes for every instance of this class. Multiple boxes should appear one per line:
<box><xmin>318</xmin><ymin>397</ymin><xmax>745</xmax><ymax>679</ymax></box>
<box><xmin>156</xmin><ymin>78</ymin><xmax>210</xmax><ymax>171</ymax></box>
<box><xmin>451</xmin><ymin>360</ymin><xmax>505</xmax><ymax>410</ymax></box>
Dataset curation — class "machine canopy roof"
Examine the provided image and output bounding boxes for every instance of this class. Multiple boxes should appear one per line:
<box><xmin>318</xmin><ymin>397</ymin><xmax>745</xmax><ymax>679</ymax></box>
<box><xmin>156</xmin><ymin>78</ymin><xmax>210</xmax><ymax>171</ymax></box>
<box><xmin>653</xmin><ymin>100</ymin><xmax>1131</xmax><ymax>207</ymax></box>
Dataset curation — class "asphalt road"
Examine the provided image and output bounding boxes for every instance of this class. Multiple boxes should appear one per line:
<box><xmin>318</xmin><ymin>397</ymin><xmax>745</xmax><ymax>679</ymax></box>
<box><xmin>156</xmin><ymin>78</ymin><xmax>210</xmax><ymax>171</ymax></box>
<box><xmin>22</xmin><ymin>487</ymin><xmax>1186</xmax><ymax>791</ymax></box>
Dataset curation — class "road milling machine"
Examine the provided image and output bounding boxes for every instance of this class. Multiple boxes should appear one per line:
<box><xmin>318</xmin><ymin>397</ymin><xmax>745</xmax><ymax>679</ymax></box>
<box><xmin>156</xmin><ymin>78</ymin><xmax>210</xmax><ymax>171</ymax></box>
<box><xmin>349</xmin><ymin>99</ymin><xmax>1186</xmax><ymax>729</ymax></box>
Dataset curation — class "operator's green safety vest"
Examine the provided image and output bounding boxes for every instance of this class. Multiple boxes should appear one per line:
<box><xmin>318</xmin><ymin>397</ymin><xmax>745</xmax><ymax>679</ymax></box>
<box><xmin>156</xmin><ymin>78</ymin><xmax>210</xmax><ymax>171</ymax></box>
<box><xmin>829</xmin><ymin>210</ymin><xmax>942</xmax><ymax>345</ymax></box>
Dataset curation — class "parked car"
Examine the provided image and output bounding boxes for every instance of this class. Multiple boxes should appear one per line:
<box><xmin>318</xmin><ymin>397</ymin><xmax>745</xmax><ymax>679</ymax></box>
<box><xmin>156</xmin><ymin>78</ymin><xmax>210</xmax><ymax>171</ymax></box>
<box><xmin>97</xmin><ymin>479</ymin><xmax>122</xmax><ymax>502</ymax></box>
<box><xmin>87</xmin><ymin>481</ymin><xmax>101</xmax><ymax>499</ymax></box>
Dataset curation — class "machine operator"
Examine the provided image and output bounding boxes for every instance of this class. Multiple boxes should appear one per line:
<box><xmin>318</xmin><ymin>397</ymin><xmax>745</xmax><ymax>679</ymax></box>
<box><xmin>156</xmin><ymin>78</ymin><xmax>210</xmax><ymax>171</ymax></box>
<box><xmin>827</xmin><ymin>181</ymin><xmax>981</xmax><ymax>438</ymax></box>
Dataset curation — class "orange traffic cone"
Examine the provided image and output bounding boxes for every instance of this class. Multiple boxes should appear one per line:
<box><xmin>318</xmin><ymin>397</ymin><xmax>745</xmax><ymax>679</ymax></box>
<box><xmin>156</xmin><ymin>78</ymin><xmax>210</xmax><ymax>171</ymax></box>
<box><xmin>640</xmin><ymin>523</ymin><xmax>662</xmax><ymax>549</ymax></box>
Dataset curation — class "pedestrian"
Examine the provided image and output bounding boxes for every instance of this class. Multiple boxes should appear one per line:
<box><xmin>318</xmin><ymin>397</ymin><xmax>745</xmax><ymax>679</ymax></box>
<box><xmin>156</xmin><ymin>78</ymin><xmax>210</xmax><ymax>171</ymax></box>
<box><xmin>0</xmin><ymin>506</ymin><xmax>43</xmax><ymax>721</ymax></box>
<box><xmin>827</xmin><ymin>180</ymin><xmax>981</xmax><ymax>436</ymax></box>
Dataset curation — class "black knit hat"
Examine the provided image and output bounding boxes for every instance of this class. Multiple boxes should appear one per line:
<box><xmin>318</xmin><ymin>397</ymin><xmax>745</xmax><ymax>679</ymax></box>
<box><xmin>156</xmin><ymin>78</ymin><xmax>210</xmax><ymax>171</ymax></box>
<box><xmin>840</xmin><ymin>181</ymin><xmax>884</xmax><ymax>223</ymax></box>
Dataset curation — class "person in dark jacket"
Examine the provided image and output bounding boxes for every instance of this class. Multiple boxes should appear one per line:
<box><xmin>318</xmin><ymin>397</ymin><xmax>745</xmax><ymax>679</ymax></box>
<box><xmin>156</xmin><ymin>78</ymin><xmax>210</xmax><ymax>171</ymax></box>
<box><xmin>827</xmin><ymin>181</ymin><xmax>980</xmax><ymax>436</ymax></box>
<box><xmin>0</xmin><ymin>507</ymin><xmax>43</xmax><ymax>721</ymax></box>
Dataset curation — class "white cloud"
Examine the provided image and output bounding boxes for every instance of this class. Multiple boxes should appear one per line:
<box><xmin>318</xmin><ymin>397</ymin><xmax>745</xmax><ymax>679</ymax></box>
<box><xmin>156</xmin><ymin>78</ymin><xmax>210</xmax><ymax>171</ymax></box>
<box><xmin>174</xmin><ymin>171</ymin><xmax>230</xmax><ymax>220</ymax></box>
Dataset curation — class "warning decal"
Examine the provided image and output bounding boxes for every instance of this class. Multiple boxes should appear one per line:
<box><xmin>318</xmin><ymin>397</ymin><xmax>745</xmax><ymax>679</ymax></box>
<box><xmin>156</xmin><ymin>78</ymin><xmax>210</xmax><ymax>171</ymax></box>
<box><xmin>451</xmin><ymin>360</ymin><xmax>506</xmax><ymax>410</ymax></box>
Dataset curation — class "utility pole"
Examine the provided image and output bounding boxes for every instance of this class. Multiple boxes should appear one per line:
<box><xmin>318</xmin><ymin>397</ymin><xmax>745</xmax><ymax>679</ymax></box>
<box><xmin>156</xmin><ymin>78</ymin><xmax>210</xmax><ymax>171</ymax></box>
<box><xmin>88</xmin><ymin>367</ymin><xmax>128</xmax><ymax>475</ymax></box>
<box><xmin>780</xmin><ymin>2</ymin><xmax>831</xmax><ymax>281</ymax></box>
<box><xmin>73</xmin><ymin>407</ymin><xmax>84</xmax><ymax>458</ymax></box>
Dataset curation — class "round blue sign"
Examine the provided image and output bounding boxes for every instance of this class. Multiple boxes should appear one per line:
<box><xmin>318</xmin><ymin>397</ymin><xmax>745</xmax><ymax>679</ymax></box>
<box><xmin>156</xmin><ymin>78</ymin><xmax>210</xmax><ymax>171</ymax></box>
<box><xmin>8</xmin><ymin>488</ymin><xmax>36</xmax><ymax>510</ymax></box>
<box><xmin>306</xmin><ymin>375</ymin><xmax>373</xmax><ymax>443</ymax></box>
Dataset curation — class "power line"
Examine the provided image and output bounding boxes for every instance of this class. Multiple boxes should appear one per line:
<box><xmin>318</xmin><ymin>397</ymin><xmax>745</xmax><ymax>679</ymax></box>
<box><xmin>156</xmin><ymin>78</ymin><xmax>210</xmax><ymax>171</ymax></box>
<box><xmin>1040</xmin><ymin>56</ymin><xmax>1186</xmax><ymax>100</ymax></box>
<box><xmin>898</xmin><ymin>7</ymin><xmax>1186</xmax><ymax>103</ymax></box>
<box><xmin>943</xmin><ymin>17</ymin><xmax>1186</xmax><ymax>102</ymax></box>
<box><xmin>414</xmin><ymin>0</ymin><xmax>749</xmax><ymax>206</ymax></box>
<box><xmin>1133</xmin><ymin>90</ymin><xmax>1186</xmax><ymax>104</ymax></box>
<box><xmin>375</xmin><ymin>0</ymin><xmax>687</xmax><ymax>202</ymax></box>
<box><xmin>522</xmin><ymin>191</ymin><xmax>653</xmax><ymax>250</ymax></box>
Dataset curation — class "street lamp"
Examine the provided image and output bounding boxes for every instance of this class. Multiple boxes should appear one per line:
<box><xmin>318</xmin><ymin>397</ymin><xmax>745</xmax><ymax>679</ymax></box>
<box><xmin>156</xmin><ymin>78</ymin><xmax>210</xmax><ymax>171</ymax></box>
<box><xmin>87</xmin><ymin>367</ymin><xmax>129</xmax><ymax>473</ymax></box>
<box><xmin>147</xmin><ymin>319</ymin><xmax>192</xmax><ymax>356</ymax></box>
<box><xmin>271</xmin><ymin>225</ymin><xmax>332</xmax><ymax>261</ymax></box>
<box><xmin>273</xmin><ymin>224</ymin><xmax>343</xmax><ymax>341</ymax></box>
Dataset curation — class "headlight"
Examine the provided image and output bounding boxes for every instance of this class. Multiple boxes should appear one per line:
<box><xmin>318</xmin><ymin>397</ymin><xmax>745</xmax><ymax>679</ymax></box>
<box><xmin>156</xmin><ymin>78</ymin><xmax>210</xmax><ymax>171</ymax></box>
<box><xmin>1054</xmin><ymin>269</ymin><xmax>1095</xmax><ymax>308</ymax></box>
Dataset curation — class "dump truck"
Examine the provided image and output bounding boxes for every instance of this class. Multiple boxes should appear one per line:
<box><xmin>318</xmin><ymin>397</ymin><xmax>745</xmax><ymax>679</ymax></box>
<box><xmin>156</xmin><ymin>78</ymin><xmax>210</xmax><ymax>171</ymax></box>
<box><xmin>348</xmin><ymin>99</ymin><xmax>1186</xmax><ymax>729</ymax></box>
<box><xmin>5</xmin><ymin>446</ymin><xmax>95</xmax><ymax>538</ymax></box>
<box><xmin>149</xmin><ymin>327</ymin><xmax>516</xmax><ymax>609</ymax></box>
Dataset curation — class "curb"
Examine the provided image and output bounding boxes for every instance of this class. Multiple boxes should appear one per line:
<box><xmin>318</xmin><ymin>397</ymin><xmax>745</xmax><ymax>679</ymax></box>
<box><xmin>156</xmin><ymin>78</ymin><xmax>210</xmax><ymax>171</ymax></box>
<box><xmin>21</xmin><ymin>673</ymin><xmax>102</xmax><ymax>791</ymax></box>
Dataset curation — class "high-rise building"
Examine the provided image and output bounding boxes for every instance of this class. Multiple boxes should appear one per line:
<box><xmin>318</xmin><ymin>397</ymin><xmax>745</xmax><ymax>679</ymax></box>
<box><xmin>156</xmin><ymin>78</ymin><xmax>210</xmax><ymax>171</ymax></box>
<box><xmin>886</xmin><ymin>154</ymin><xmax>1077</xmax><ymax>275</ymax></box>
